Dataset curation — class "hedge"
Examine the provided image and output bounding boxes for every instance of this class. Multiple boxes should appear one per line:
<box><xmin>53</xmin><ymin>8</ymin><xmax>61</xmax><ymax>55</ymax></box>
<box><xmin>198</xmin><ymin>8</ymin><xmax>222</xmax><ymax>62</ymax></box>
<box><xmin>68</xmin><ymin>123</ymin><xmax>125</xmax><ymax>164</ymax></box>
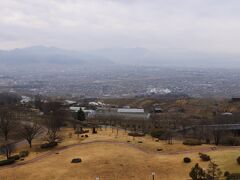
<box><xmin>40</xmin><ymin>142</ymin><xmax>58</xmax><ymax>149</ymax></box>
<box><xmin>8</xmin><ymin>155</ymin><xmax>20</xmax><ymax>161</ymax></box>
<box><xmin>128</xmin><ymin>132</ymin><xmax>145</xmax><ymax>137</ymax></box>
<box><xmin>183</xmin><ymin>139</ymin><xmax>202</xmax><ymax>146</ymax></box>
<box><xmin>151</xmin><ymin>130</ymin><xmax>165</xmax><ymax>139</ymax></box>
<box><xmin>0</xmin><ymin>159</ymin><xmax>15</xmax><ymax>166</ymax></box>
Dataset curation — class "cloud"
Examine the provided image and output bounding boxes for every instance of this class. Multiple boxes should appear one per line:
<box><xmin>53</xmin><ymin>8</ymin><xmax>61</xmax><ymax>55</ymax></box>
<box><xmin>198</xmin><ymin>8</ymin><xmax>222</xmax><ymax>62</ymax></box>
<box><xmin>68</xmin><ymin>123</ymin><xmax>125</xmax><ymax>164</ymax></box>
<box><xmin>0</xmin><ymin>0</ymin><xmax>240</xmax><ymax>55</ymax></box>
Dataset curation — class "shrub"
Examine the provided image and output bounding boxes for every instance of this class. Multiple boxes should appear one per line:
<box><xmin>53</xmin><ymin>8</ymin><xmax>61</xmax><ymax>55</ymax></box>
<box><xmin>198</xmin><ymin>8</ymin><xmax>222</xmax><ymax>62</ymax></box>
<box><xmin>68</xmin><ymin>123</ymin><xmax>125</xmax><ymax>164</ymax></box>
<box><xmin>189</xmin><ymin>163</ymin><xmax>206</xmax><ymax>180</ymax></box>
<box><xmin>157</xmin><ymin>148</ymin><xmax>163</xmax><ymax>151</ymax></box>
<box><xmin>71</xmin><ymin>158</ymin><xmax>82</xmax><ymax>163</ymax></box>
<box><xmin>138</xmin><ymin>141</ymin><xmax>143</xmax><ymax>143</ymax></box>
<box><xmin>199</xmin><ymin>153</ymin><xmax>211</xmax><ymax>161</ymax></box>
<box><xmin>128</xmin><ymin>132</ymin><xmax>145</xmax><ymax>137</ymax></box>
<box><xmin>224</xmin><ymin>171</ymin><xmax>230</xmax><ymax>177</ymax></box>
<box><xmin>183</xmin><ymin>157</ymin><xmax>191</xmax><ymax>163</ymax></box>
<box><xmin>151</xmin><ymin>130</ymin><xmax>165</xmax><ymax>139</ymax></box>
<box><xmin>40</xmin><ymin>142</ymin><xmax>58</xmax><ymax>149</ymax></box>
<box><xmin>19</xmin><ymin>150</ymin><xmax>29</xmax><ymax>158</ymax></box>
<box><xmin>221</xmin><ymin>137</ymin><xmax>240</xmax><ymax>146</ymax></box>
<box><xmin>8</xmin><ymin>155</ymin><xmax>20</xmax><ymax>161</ymax></box>
<box><xmin>183</xmin><ymin>139</ymin><xmax>202</xmax><ymax>146</ymax></box>
<box><xmin>0</xmin><ymin>159</ymin><xmax>15</xmax><ymax>166</ymax></box>
<box><xmin>227</xmin><ymin>173</ymin><xmax>240</xmax><ymax>180</ymax></box>
<box><xmin>85</xmin><ymin>135</ymin><xmax>89</xmax><ymax>138</ymax></box>
<box><xmin>237</xmin><ymin>156</ymin><xmax>240</xmax><ymax>165</ymax></box>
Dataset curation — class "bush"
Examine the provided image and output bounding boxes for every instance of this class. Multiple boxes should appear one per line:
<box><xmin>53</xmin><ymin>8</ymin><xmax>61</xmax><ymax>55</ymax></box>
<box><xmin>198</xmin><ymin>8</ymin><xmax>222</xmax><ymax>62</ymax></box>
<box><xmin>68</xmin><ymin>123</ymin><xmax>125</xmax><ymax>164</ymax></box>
<box><xmin>199</xmin><ymin>153</ymin><xmax>211</xmax><ymax>161</ymax></box>
<box><xmin>227</xmin><ymin>173</ymin><xmax>240</xmax><ymax>180</ymax></box>
<box><xmin>157</xmin><ymin>148</ymin><xmax>163</xmax><ymax>151</ymax></box>
<box><xmin>183</xmin><ymin>157</ymin><xmax>191</xmax><ymax>163</ymax></box>
<box><xmin>183</xmin><ymin>139</ymin><xmax>202</xmax><ymax>146</ymax></box>
<box><xmin>75</xmin><ymin>130</ymin><xmax>89</xmax><ymax>135</ymax></box>
<box><xmin>138</xmin><ymin>141</ymin><xmax>143</xmax><ymax>143</ymax></box>
<box><xmin>224</xmin><ymin>171</ymin><xmax>230</xmax><ymax>177</ymax></box>
<box><xmin>221</xmin><ymin>137</ymin><xmax>240</xmax><ymax>146</ymax></box>
<box><xmin>128</xmin><ymin>132</ymin><xmax>145</xmax><ymax>137</ymax></box>
<box><xmin>0</xmin><ymin>159</ymin><xmax>15</xmax><ymax>166</ymax></box>
<box><xmin>40</xmin><ymin>142</ymin><xmax>58</xmax><ymax>149</ymax></box>
<box><xmin>85</xmin><ymin>135</ymin><xmax>89</xmax><ymax>138</ymax></box>
<box><xmin>151</xmin><ymin>130</ymin><xmax>164</xmax><ymax>139</ymax></box>
<box><xmin>237</xmin><ymin>156</ymin><xmax>240</xmax><ymax>165</ymax></box>
<box><xmin>71</xmin><ymin>158</ymin><xmax>82</xmax><ymax>163</ymax></box>
<box><xmin>8</xmin><ymin>155</ymin><xmax>20</xmax><ymax>161</ymax></box>
<box><xmin>19</xmin><ymin>150</ymin><xmax>29</xmax><ymax>158</ymax></box>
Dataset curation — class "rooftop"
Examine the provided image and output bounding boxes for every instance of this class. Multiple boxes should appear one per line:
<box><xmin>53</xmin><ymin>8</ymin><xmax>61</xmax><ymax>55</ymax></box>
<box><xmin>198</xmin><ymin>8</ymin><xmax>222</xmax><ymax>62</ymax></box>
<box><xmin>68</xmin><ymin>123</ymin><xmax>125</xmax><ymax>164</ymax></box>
<box><xmin>117</xmin><ymin>108</ymin><xmax>144</xmax><ymax>113</ymax></box>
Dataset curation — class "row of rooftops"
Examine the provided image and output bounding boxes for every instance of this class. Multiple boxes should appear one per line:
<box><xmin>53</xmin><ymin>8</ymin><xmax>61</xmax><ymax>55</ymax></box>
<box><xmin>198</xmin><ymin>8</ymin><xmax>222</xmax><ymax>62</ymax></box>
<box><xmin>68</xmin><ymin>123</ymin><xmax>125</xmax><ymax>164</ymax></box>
<box><xmin>69</xmin><ymin>106</ymin><xmax>145</xmax><ymax>114</ymax></box>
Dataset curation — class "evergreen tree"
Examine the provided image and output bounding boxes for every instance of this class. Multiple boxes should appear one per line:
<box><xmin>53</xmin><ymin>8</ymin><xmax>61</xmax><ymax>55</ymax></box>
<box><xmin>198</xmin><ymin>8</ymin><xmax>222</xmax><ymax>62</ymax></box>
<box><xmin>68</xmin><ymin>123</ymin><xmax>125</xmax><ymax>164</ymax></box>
<box><xmin>206</xmin><ymin>161</ymin><xmax>222</xmax><ymax>180</ymax></box>
<box><xmin>77</xmin><ymin>108</ymin><xmax>86</xmax><ymax>121</ymax></box>
<box><xmin>189</xmin><ymin>162</ymin><xmax>222</xmax><ymax>180</ymax></box>
<box><xmin>189</xmin><ymin>163</ymin><xmax>207</xmax><ymax>180</ymax></box>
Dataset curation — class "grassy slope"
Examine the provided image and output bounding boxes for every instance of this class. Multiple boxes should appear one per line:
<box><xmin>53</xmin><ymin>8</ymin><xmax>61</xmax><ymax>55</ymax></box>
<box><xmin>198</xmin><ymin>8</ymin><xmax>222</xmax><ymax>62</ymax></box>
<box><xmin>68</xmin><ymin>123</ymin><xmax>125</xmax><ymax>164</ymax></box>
<box><xmin>0</xmin><ymin>128</ymin><xmax>239</xmax><ymax>180</ymax></box>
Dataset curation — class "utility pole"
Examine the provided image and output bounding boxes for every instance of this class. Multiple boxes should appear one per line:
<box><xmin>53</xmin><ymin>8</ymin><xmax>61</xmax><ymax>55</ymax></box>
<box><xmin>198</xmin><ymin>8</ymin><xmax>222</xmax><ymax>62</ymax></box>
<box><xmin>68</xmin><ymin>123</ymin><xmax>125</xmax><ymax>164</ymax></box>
<box><xmin>152</xmin><ymin>172</ymin><xmax>155</xmax><ymax>180</ymax></box>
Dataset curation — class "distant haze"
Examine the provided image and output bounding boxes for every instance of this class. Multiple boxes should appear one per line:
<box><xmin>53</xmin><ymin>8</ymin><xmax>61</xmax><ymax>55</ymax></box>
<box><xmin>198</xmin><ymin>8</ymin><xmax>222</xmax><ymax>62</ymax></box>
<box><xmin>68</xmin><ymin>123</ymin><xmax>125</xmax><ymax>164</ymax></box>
<box><xmin>0</xmin><ymin>46</ymin><xmax>240</xmax><ymax>68</ymax></box>
<box><xmin>1</xmin><ymin>1</ymin><xmax>240</xmax><ymax>66</ymax></box>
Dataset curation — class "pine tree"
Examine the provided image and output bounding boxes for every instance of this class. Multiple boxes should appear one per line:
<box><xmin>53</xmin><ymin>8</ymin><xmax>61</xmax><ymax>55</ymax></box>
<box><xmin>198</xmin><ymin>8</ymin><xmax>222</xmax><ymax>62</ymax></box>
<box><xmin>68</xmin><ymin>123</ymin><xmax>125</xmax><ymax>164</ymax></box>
<box><xmin>206</xmin><ymin>161</ymin><xmax>222</xmax><ymax>180</ymax></box>
<box><xmin>77</xmin><ymin>108</ymin><xmax>86</xmax><ymax>121</ymax></box>
<box><xmin>189</xmin><ymin>163</ymin><xmax>207</xmax><ymax>180</ymax></box>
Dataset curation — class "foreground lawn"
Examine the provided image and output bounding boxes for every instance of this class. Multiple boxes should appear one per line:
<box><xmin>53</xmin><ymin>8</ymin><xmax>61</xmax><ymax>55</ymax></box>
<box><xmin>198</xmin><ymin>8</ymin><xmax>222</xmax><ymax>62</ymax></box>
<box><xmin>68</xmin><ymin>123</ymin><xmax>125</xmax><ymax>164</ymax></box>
<box><xmin>0</xmin><ymin>128</ymin><xmax>239</xmax><ymax>180</ymax></box>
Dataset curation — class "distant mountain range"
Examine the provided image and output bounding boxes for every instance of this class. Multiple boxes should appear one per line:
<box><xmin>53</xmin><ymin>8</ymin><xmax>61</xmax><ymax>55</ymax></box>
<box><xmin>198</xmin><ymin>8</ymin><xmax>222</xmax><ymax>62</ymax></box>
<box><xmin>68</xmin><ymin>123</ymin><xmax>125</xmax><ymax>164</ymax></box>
<box><xmin>0</xmin><ymin>46</ymin><xmax>113</xmax><ymax>67</ymax></box>
<box><xmin>91</xmin><ymin>47</ymin><xmax>240</xmax><ymax>68</ymax></box>
<box><xmin>1</xmin><ymin>46</ymin><xmax>240</xmax><ymax>69</ymax></box>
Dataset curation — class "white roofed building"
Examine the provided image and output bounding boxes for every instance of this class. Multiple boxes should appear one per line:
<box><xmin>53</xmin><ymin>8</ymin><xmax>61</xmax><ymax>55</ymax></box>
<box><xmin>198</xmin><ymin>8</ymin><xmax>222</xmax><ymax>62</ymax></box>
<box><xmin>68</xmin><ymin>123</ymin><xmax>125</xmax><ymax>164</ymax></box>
<box><xmin>117</xmin><ymin>108</ymin><xmax>144</xmax><ymax>113</ymax></box>
<box><xmin>116</xmin><ymin>108</ymin><xmax>149</xmax><ymax>119</ymax></box>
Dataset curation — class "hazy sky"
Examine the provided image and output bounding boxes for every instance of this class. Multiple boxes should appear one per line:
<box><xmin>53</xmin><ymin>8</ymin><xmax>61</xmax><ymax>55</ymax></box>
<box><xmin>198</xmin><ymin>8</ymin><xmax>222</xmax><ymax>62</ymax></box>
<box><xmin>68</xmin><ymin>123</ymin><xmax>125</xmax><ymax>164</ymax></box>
<box><xmin>1</xmin><ymin>0</ymin><xmax>240</xmax><ymax>54</ymax></box>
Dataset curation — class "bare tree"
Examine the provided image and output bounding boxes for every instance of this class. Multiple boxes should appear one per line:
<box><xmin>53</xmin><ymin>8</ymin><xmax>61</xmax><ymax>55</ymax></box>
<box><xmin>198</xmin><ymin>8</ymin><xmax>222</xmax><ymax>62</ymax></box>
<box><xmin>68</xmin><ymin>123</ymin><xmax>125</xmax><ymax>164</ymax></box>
<box><xmin>0</xmin><ymin>110</ymin><xmax>15</xmax><ymax>141</ymax></box>
<box><xmin>45</xmin><ymin>111</ymin><xmax>62</xmax><ymax>143</ymax></box>
<box><xmin>0</xmin><ymin>143</ymin><xmax>15</xmax><ymax>159</ymax></box>
<box><xmin>212</xmin><ymin>128</ymin><xmax>222</xmax><ymax>146</ymax></box>
<box><xmin>20</xmin><ymin>122</ymin><xmax>42</xmax><ymax>148</ymax></box>
<box><xmin>207</xmin><ymin>161</ymin><xmax>222</xmax><ymax>180</ymax></box>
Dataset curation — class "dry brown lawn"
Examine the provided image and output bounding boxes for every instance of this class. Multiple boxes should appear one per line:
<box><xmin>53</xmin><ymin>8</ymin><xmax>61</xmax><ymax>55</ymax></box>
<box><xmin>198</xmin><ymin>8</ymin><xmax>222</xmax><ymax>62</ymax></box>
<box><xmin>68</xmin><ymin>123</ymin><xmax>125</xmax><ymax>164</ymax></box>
<box><xmin>0</xmin><ymin>128</ymin><xmax>239</xmax><ymax>180</ymax></box>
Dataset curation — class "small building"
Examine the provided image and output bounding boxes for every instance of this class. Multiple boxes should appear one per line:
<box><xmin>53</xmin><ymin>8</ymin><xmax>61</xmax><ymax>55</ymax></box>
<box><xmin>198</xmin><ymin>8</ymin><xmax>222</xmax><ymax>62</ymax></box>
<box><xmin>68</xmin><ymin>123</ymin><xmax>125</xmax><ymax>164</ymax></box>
<box><xmin>117</xmin><ymin>108</ymin><xmax>144</xmax><ymax>113</ymax></box>
<box><xmin>69</xmin><ymin>106</ymin><xmax>85</xmax><ymax>112</ymax></box>
<box><xmin>116</xmin><ymin>108</ymin><xmax>148</xmax><ymax>119</ymax></box>
<box><xmin>20</xmin><ymin>96</ymin><xmax>32</xmax><ymax>104</ymax></box>
<box><xmin>64</xmin><ymin>100</ymin><xmax>76</xmax><ymax>106</ymax></box>
<box><xmin>221</xmin><ymin>112</ymin><xmax>233</xmax><ymax>116</ymax></box>
<box><xmin>83</xmin><ymin>110</ymin><xmax>96</xmax><ymax>118</ymax></box>
<box><xmin>153</xmin><ymin>107</ymin><xmax>164</xmax><ymax>113</ymax></box>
